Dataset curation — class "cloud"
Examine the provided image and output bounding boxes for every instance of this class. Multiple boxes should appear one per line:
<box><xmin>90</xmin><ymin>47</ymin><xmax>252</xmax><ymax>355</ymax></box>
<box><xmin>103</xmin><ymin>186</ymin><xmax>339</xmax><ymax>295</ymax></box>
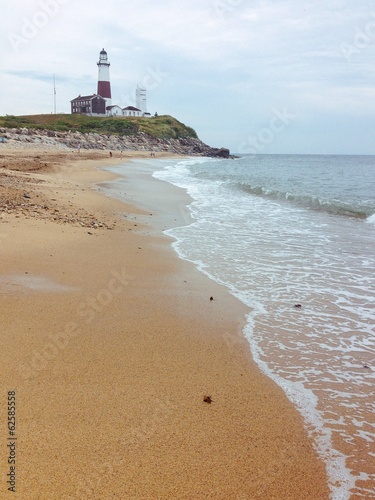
<box><xmin>1</xmin><ymin>0</ymin><xmax>375</xmax><ymax>153</ymax></box>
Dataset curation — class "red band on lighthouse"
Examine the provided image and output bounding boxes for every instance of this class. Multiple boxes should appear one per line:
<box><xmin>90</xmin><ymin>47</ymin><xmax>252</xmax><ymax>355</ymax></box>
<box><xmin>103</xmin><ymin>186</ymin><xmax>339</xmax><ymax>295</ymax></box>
<box><xmin>97</xmin><ymin>81</ymin><xmax>111</xmax><ymax>100</ymax></box>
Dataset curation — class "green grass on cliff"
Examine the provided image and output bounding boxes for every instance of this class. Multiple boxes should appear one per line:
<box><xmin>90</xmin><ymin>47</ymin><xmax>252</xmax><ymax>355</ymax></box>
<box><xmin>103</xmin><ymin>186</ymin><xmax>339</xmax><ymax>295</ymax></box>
<box><xmin>0</xmin><ymin>114</ymin><xmax>198</xmax><ymax>140</ymax></box>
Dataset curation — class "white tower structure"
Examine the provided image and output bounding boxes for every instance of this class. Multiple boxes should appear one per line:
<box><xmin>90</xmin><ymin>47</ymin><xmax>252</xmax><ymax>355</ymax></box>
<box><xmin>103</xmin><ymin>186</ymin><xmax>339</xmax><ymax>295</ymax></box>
<box><xmin>136</xmin><ymin>85</ymin><xmax>147</xmax><ymax>114</ymax></box>
<box><xmin>97</xmin><ymin>48</ymin><xmax>112</xmax><ymax>107</ymax></box>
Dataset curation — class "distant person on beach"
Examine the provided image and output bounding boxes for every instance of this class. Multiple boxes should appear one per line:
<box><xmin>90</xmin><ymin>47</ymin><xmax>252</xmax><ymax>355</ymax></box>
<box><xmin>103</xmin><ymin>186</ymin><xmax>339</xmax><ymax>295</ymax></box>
<box><xmin>109</xmin><ymin>151</ymin><xmax>112</xmax><ymax>157</ymax></box>
<box><xmin>77</xmin><ymin>143</ymin><xmax>81</xmax><ymax>153</ymax></box>
<box><xmin>1</xmin><ymin>136</ymin><xmax>5</xmax><ymax>144</ymax></box>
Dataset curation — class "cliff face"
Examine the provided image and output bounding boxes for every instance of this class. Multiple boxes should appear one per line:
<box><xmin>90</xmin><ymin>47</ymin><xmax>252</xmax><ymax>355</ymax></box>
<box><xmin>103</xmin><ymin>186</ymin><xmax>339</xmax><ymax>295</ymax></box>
<box><xmin>0</xmin><ymin>127</ymin><xmax>231</xmax><ymax>158</ymax></box>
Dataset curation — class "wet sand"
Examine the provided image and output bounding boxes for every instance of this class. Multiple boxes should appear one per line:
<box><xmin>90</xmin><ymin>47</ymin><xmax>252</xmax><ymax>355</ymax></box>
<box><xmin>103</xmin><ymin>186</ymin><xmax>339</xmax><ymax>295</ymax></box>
<box><xmin>0</xmin><ymin>149</ymin><xmax>330</xmax><ymax>499</ymax></box>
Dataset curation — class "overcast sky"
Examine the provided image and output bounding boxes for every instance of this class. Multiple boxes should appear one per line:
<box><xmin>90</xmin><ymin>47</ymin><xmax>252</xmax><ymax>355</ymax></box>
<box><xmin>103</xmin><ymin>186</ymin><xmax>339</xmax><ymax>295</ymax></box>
<box><xmin>1</xmin><ymin>0</ymin><xmax>375</xmax><ymax>154</ymax></box>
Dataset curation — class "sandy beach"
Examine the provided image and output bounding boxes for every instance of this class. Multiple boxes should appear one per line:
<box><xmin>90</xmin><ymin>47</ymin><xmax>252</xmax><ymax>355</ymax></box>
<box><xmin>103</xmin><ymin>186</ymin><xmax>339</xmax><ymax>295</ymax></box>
<box><xmin>0</xmin><ymin>149</ymin><xmax>330</xmax><ymax>499</ymax></box>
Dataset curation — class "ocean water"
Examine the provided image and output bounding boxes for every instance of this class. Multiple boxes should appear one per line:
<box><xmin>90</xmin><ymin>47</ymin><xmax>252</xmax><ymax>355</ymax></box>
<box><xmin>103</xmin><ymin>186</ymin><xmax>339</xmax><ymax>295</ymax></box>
<box><xmin>152</xmin><ymin>154</ymin><xmax>375</xmax><ymax>500</ymax></box>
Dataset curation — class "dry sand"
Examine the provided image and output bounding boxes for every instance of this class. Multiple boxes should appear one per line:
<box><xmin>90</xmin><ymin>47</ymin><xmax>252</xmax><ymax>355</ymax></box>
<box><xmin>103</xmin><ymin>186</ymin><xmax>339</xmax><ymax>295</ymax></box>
<box><xmin>0</xmin><ymin>148</ymin><xmax>330</xmax><ymax>499</ymax></box>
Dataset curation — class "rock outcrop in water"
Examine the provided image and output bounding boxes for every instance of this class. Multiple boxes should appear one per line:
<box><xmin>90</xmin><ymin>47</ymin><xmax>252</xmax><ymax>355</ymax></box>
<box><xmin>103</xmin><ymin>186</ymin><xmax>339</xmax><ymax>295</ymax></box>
<box><xmin>0</xmin><ymin>127</ymin><xmax>234</xmax><ymax>158</ymax></box>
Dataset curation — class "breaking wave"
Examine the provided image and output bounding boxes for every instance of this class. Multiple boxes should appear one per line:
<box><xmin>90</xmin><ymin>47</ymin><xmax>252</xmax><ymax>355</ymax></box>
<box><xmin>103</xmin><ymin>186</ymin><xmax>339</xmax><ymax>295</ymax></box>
<box><xmin>235</xmin><ymin>182</ymin><xmax>372</xmax><ymax>219</ymax></box>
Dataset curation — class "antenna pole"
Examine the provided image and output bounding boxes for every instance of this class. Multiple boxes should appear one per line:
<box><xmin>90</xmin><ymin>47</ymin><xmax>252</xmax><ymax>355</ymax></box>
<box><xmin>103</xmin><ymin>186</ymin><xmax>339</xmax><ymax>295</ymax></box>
<box><xmin>53</xmin><ymin>75</ymin><xmax>57</xmax><ymax>114</ymax></box>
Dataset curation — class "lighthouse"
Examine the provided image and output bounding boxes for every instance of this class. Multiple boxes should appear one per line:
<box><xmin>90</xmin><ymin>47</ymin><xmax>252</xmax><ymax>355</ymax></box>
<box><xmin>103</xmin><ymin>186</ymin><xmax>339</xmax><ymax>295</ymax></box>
<box><xmin>97</xmin><ymin>48</ymin><xmax>112</xmax><ymax>107</ymax></box>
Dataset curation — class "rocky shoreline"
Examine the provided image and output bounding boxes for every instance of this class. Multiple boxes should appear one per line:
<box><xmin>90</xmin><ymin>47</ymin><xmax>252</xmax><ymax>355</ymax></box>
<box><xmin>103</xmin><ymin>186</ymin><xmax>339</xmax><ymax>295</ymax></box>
<box><xmin>0</xmin><ymin>127</ymin><xmax>232</xmax><ymax>158</ymax></box>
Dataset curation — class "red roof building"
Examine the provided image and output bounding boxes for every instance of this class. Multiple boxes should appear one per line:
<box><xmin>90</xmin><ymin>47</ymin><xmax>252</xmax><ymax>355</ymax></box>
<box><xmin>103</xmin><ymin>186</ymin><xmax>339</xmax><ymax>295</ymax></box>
<box><xmin>70</xmin><ymin>94</ymin><xmax>106</xmax><ymax>116</ymax></box>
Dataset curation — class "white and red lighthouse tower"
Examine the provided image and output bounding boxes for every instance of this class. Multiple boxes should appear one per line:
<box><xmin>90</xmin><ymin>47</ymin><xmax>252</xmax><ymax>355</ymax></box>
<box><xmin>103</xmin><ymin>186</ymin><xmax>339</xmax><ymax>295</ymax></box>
<box><xmin>97</xmin><ymin>48</ymin><xmax>112</xmax><ymax>107</ymax></box>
